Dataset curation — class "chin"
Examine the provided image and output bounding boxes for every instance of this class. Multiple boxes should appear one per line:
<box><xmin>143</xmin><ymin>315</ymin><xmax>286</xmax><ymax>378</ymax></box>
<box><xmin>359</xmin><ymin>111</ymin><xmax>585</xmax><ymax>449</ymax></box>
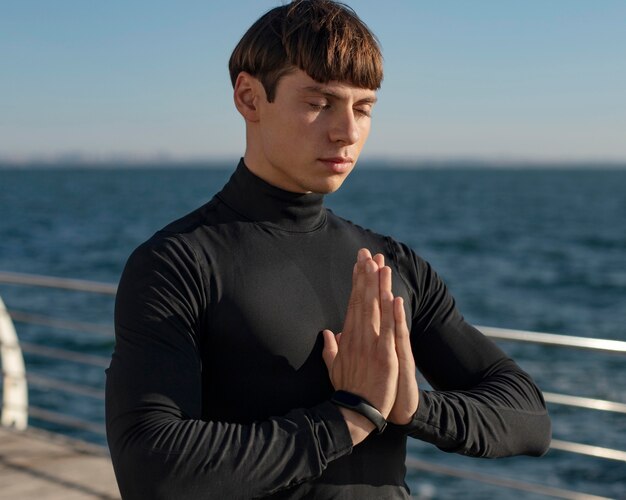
<box><xmin>308</xmin><ymin>175</ymin><xmax>349</xmax><ymax>194</ymax></box>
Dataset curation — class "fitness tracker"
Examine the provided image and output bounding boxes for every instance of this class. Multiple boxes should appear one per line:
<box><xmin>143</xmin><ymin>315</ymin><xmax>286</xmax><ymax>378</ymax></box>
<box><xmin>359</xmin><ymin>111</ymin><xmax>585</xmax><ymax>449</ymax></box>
<box><xmin>331</xmin><ymin>390</ymin><xmax>387</xmax><ymax>434</ymax></box>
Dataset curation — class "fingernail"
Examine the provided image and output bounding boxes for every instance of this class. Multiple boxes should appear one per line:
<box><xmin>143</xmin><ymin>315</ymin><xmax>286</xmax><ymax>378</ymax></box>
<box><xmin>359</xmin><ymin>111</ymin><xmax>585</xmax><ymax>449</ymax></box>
<box><xmin>357</xmin><ymin>249</ymin><xmax>367</xmax><ymax>262</ymax></box>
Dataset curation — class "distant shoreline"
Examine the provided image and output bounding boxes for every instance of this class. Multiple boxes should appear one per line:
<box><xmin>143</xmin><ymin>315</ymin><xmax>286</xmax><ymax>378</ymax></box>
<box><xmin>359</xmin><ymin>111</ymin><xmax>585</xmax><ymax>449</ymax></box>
<box><xmin>2</xmin><ymin>159</ymin><xmax>626</xmax><ymax>170</ymax></box>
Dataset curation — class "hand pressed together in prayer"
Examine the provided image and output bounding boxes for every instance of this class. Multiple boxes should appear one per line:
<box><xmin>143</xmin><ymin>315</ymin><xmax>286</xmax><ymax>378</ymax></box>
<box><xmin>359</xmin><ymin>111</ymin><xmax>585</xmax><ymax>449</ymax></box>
<box><xmin>322</xmin><ymin>248</ymin><xmax>419</xmax><ymax>444</ymax></box>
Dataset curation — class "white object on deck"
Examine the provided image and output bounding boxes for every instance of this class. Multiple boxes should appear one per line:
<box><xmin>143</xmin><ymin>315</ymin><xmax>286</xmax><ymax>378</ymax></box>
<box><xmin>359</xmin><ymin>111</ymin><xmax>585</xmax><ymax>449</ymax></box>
<box><xmin>0</xmin><ymin>295</ymin><xmax>28</xmax><ymax>430</ymax></box>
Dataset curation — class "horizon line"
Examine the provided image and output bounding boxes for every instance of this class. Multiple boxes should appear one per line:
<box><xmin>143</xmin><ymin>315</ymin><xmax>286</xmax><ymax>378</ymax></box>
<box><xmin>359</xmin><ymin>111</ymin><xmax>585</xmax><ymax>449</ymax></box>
<box><xmin>2</xmin><ymin>161</ymin><xmax>626</xmax><ymax>171</ymax></box>
<box><xmin>1</xmin><ymin>155</ymin><xmax>626</xmax><ymax>169</ymax></box>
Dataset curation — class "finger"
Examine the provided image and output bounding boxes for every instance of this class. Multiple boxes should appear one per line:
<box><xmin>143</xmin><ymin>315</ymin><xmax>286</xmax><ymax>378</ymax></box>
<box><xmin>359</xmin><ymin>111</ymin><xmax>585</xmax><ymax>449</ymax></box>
<box><xmin>344</xmin><ymin>249</ymin><xmax>371</xmax><ymax>338</ymax></box>
<box><xmin>378</xmin><ymin>266</ymin><xmax>395</xmax><ymax>335</ymax></box>
<box><xmin>379</xmin><ymin>266</ymin><xmax>395</xmax><ymax>342</ymax></box>
<box><xmin>379</xmin><ymin>263</ymin><xmax>392</xmax><ymax>297</ymax></box>
<box><xmin>358</xmin><ymin>248</ymin><xmax>372</xmax><ymax>262</ymax></box>
<box><xmin>394</xmin><ymin>297</ymin><xmax>408</xmax><ymax>341</ymax></box>
<box><xmin>345</xmin><ymin>254</ymin><xmax>365</xmax><ymax>356</ymax></box>
<box><xmin>321</xmin><ymin>329</ymin><xmax>339</xmax><ymax>373</ymax></box>
<box><xmin>373</xmin><ymin>253</ymin><xmax>385</xmax><ymax>269</ymax></box>
<box><xmin>361</xmin><ymin>257</ymin><xmax>381</xmax><ymax>350</ymax></box>
<box><xmin>394</xmin><ymin>297</ymin><xmax>415</xmax><ymax>365</ymax></box>
<box><xmin>392</xmin><ymin>297</ymin><xmax>419</xmax><ymax>423</ymax></box>
<box><xmin>373</xmin><ymin>253</ymin><xmax>386</xmax><ymax>308</ymax></box>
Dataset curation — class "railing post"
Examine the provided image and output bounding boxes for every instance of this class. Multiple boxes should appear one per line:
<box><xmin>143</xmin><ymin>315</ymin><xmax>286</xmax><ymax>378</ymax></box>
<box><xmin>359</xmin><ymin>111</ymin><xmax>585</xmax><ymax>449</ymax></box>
<box><xmin>0</xmin><ymin>295</ymin><xmax>28</xmax><ymax>429</ymax></box>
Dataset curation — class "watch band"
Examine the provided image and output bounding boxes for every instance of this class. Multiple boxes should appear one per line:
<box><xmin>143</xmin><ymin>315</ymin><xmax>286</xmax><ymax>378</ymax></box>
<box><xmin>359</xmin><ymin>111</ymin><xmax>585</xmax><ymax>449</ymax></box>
<box><xmin>331</xmin><ymin>390</ymin><xmax>387</xmax><ymax>434</ymax></box>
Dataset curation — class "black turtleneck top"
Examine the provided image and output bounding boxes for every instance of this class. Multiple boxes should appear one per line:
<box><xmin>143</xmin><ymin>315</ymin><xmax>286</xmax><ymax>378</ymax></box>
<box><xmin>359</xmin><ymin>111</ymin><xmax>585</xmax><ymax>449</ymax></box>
<box><xmin>106</xmin><ymin>161</ymin><xmax>551</xmax><ymax>499</ymax></box>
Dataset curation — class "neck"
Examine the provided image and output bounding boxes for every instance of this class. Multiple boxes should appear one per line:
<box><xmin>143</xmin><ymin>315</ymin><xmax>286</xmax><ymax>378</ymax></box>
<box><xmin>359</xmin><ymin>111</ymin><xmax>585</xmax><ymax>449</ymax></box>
<box><xmin>242</xmin><ymin>149</ymin><xmax>310</xmax><ymax>194</ymax></box>
<box><xmin>215</xmin><ymin>159</ymin><xmax>326</xmax><ymax>232</ymax></box>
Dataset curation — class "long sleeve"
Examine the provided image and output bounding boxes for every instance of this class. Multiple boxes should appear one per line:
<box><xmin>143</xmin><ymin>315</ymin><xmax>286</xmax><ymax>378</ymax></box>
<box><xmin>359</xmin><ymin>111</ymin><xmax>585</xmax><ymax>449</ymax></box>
<box><xmin>105</xmin><ymin>234</ymin><xmax>353</xmax><ymax>500</ymax></box>
<box><xmin>389</xmin><ymin>241</ymin><xmax>551</xmax><ymax>457</ymax></box>
<box><xmin>106</xmin><ymin>160</ymin><xmax>551</xmax><ymax>499</ymax></box>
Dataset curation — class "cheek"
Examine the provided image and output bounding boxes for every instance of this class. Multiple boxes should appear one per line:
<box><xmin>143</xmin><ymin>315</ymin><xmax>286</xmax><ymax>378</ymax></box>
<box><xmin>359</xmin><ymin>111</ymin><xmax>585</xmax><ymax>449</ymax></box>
<box><xmin>261</xmin><ymin>116</ymin><xmax>295</xmax><ymax>150</ymax></box>
<box><xmin>282</xmin><ymin>118</ymin><xmax>324</xmax><ymax>153</ymax></box>
<box><xmin>269</xmin><ymin>111</ymin><xmax>314</xmax><ymax>141</ymax></box>
<box><xmin>356</xmin><ymin>122</ymin><xmax>371</xmax><ymax>148</ymax></box>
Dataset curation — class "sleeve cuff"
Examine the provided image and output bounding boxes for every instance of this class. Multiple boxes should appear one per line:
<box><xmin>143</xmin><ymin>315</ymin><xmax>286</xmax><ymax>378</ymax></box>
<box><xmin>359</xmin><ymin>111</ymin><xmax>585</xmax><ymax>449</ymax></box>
<box><xmin>386</xmin><ymin>388</ymin><xmax>431</xmax><ymax>436</ymax></box>
<box><xmin>307</xmin><ymin>400</ymin><xmax>354</xmax><ymax>461</ymax></box>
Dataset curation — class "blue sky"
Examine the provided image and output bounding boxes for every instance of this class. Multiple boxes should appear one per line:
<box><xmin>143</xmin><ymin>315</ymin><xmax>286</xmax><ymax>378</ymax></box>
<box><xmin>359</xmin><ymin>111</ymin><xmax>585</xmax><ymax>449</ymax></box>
<box><xmin>1</xmin><ymin>1</ymin><xmax>625</xmax><ymax>163</ymax></box>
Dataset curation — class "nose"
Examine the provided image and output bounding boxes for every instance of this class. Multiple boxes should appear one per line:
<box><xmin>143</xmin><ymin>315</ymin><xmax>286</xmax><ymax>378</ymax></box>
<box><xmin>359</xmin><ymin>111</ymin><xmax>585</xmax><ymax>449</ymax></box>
<box><xmin>329</xmin><ymin>107</ymin><xmax>360</xmax><ymax>145</ymax></box>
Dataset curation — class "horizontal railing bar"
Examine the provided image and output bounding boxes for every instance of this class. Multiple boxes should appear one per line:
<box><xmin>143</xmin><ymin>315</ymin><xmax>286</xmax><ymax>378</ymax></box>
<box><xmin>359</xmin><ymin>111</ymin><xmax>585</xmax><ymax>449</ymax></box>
<box><xmin>8</xmin><ymin>309</ymin><xmax>113</xmax><ymax>336</ymax></box>
<box><xmin>20</xmin><ymin>342</ymin><xmax>110</xmax><ymax>368</ymax></box>
<box><xmin>0</xmin><ymin>271</ymin><xmax>117</xmax><ymax>295</ymax></box>
<box><xmin>544</xmin><ymin>392</ymin><xmax>626</xmax><ymax>414</ymax></box>
<box><xmin>27</xmin><ymin>373</ymin><xmax>105</xmax><ymax>399</ymax></box>
<box><xmin>1</xmin><ymin>271</ymin><xmax>623</xmax><ymax>500</ymax></box>
<box><xmin>405</xmin><ymin>457</ymin><xmax>610</xmax><ymax>500</ymax></box>
<box><xmin>1</xmin><ymin>270</ymin><xmax>623</xmax><ymax>353</ymax></box>
<box><xmin>479</xmin><ymin>326</ymin><xmax>626</xmax><ymax>354</ymax></box>
<box><xmin>550</xmin><ymin>439</ymin><xmax>626</xmax><ymax>462</ymax></box>
<box><xmin>28</xmin><ymin>406</ymin><xmax>106</xmax><ymax>435</ymax></box>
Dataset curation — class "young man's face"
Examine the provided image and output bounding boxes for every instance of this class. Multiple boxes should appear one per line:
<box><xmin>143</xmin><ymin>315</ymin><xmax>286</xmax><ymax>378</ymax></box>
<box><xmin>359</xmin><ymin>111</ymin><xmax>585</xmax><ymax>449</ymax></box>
<box><xmin>245</xmin><ymin>69</ymin><xmax>377</xmax><ymax>194</ymax></box>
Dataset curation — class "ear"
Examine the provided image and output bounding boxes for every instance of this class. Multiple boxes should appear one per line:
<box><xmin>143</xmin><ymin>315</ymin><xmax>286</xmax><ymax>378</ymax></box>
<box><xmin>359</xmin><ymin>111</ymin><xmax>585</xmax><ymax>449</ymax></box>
<box><xmin>233</xmin><ymin>72</ymin><xmax>263</xmax><ymax>122</ymax></box>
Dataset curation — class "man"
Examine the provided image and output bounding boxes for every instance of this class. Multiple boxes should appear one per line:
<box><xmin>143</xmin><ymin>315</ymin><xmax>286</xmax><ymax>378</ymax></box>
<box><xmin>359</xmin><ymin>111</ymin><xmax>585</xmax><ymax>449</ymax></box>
<box><xmin>106</xmin><ymin>1</ymin><xmax>551</xmax><ymax>498</ymax></box>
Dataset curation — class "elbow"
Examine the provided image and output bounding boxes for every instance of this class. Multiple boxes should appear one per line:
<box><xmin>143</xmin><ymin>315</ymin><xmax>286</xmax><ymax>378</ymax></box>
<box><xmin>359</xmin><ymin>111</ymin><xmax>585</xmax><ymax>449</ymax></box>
<box><xmin>525</xmin><ymin>385</ymin><xmax>552</xmax><ymax>457</ymax></box>
<box><xmin>507</xmin><ymin>407</ymin><xmax>551</xmax><ymax>457</ymax></box>
<box><xmin>529</xmin><ymin>412</ymin><xmax>552</xmax><ymax>457</ymax></box>
<box><xmin>108</xmin><ymin>436</ymin><xmax>190</xmax><ymax>500</ymax></box>
<box><xmin>514</xmin><ymin>389</ymin><xmax>553</xmax><ymax>457</ymax></box>
<box><xmin>510</xmin><ymin>368</ymin><xmax>553</xmax><ymax>457</ymax></box>
<box><xmin>487</xmin><ymin>410</ymin><xmax>552</xmax><ymax>458</ymax></box>
<box><xmin>108</xmin><ymin>430</ymin><xmax>158</xmax><ymax>499</ymax></box>
<box><xmin>106</xmin><ymin>415</ymin><xmax>182</xmax><ymax>499</ymax></box>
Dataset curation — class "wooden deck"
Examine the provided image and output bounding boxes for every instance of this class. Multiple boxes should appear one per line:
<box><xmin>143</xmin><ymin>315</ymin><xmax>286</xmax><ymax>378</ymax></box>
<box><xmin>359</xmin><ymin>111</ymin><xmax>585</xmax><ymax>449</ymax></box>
<box><xmin>0</xmin><ymin>426</ymin><xmax>120</xmax><ymax>499</ymax></box>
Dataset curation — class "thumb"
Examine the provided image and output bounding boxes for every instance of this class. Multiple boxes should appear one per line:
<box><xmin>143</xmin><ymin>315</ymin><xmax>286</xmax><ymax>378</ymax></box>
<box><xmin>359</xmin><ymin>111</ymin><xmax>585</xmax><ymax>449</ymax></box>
<box><xmin>321</xmin><ymin>329</ymin><xmax>338</xmax><ymax>372</ymax></box>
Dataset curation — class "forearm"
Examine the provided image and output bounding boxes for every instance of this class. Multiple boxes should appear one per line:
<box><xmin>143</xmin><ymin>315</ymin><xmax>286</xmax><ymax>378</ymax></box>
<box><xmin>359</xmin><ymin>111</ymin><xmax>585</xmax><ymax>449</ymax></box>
<box><xmin>397</xmin><ymin>358</ymin><xmax>551</xmax><ymax>457</ymax></box>
<box><xmin>393</xmin><ymin>246</ymin><xmax>551</xmax><ymax>457</ymax></box>
<box><xmin>106</xmin><ymin>390</ymin><xmax>353</xmax><ymax>500</ymax></box>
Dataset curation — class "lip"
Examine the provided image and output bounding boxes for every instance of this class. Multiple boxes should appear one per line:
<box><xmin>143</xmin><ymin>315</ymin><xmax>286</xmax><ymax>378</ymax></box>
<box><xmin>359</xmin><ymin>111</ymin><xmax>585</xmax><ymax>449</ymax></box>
<box><xmin>318</xmin><ymin>157</ymin><xmax>354</xmax><ymax>173</ymax></box>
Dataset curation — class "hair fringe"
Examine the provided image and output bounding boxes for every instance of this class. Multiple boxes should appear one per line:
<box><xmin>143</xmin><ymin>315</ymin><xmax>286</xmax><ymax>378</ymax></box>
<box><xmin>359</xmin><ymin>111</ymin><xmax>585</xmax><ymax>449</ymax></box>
<box><xmin>229</xmin><ymin>0</ymin><xmax>383</xmax><ymax>101</ymax></box>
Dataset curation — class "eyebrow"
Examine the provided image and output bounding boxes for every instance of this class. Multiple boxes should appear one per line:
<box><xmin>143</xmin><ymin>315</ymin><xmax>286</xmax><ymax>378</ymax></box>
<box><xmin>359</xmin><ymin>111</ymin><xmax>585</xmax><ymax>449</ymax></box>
<box><xmin>301</xmin><ymin>85</ymin><xmax>378</xmax><ymax>104</ymax></box>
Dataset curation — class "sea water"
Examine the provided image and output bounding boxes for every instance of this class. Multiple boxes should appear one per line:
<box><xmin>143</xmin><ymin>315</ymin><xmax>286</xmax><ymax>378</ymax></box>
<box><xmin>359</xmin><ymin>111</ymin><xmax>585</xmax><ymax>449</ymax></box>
<box><xmin>1</xmin><ymin>165</ymin><xmax>625</xmax><ymax>498</ymax></box>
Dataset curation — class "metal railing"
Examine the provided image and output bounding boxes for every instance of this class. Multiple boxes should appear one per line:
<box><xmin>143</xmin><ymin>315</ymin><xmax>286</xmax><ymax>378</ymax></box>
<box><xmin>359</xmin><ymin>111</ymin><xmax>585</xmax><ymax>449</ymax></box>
<box><xmin>0</xmin><ymin>270</ymin><xmax>624</xmax><ymax>500</ymax></box>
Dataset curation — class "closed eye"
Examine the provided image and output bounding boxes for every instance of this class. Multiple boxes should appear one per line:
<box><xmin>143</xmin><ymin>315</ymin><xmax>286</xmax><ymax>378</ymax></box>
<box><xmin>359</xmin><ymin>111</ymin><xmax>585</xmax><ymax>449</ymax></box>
<box><xmin>309</xmin><ymin>103</ymin><xmax>331</xmax><ymax>111</ymax></box>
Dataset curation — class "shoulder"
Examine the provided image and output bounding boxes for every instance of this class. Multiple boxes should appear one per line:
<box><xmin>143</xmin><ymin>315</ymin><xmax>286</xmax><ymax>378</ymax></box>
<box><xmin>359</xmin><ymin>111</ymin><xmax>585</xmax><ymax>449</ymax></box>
<box><xmin>121</xmin><ymin>197</ymin><xmax>226</xmax><ymax>286</ymax></box>
<box><xmin>159</xmin><ymin>196</ymin><xmax>221</xmax><ymax>240</ymax></box>
<box><xmin>127</xmin><ymin>193</ymin><xmax>236</xmax><ymax>267</ymax></box>
<box><xmin>117</xmin><ymin>224</ymin><xmax>210</xmax><ymax>324</ymax></box>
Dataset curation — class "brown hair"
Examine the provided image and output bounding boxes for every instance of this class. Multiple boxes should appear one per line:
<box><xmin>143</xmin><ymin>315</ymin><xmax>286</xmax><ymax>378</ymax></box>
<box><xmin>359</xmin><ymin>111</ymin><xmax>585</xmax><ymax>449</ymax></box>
<box><xmin>229</xmin><ymin>0</ymin><xmax>383</xmax><ymax>102</ymax></box>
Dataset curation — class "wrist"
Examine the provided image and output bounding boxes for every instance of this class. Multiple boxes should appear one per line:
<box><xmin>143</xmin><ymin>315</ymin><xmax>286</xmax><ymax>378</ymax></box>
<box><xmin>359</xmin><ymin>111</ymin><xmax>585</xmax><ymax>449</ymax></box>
<box><xmin>331</xmin><ymin>390</ymin><xmax>387</xmax><ymax>434</ymax></box>
<box><xmin>337</xmin><ymin>407</ymin><xmax>375</xmax><ymax>445</ymax></box>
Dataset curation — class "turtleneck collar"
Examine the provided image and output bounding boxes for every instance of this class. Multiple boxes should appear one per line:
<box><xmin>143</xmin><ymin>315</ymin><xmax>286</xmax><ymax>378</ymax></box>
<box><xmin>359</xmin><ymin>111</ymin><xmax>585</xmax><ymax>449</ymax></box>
<box><xmin>215</xmin><ymin>159</ymin><xmax>327</xmax><ymax>232</ymax></box>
